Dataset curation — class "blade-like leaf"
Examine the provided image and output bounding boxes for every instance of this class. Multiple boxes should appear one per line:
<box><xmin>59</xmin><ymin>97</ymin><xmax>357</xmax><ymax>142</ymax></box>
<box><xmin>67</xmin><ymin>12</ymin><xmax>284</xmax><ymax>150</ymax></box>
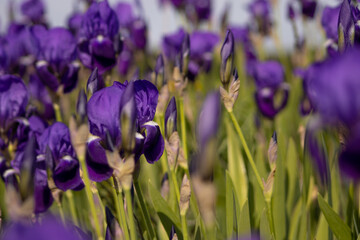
<box><xmin>318</xmin><ymin>193</ymin><xmax>352</xmax><ymax>240</ymax></box>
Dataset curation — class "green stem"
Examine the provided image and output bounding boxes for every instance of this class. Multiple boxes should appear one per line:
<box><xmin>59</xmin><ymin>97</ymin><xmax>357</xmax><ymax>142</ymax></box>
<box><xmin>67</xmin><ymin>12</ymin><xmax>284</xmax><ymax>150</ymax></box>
<box><xmin>181</xmin><ymin>213</ymin><xmax>189</xmax><ymax>240</ymax></box>
<box><xmin>170</xmin><ymin>169</ymin><xmax>180</xmax><ymax>204</ymax></box>
<box><xmin>228</xmin><ymin>111</ymin><xmax>263</xmax><ymax>191</ymax></box>
<box><xmin>53</xmin><ymin>103</ymin><xmax>62</xmax><ymax>122</ymax></box>
<box><xmin>134</xmin><ymin>180</ymin><xmax>156</xmax><ymax>239</ymax></box>
<box><xmin>57</xmin><ymin>202</ymin><xmax>65</xmax><ymax>223</ymax></box>
<box><xmin>179</xmin><ymin>98</ymin><xmax>188</xmax><ymax>160</ymax></box>
<box><xmin>124</xmin><ymin>188</ymin><xmax>137</xmax><ymax>240</ymax></box>
<box><xmin>66</xmin><ymin>191</ymin><xmax>79</xmax><ymax>226</ymax></box>
<box><xmin>266</xmin><ymin>201</ymin><xmax>276</xmax><ymax>239</ymax></box>
<box><xmin>111</xmin><ymin>178</ymin><xmax>130</xmax><ymax>240</ymax></box>
<box><xmin>79</xmin><ymin>155</ymin><xmax>103</xmax><ymax>240</ymax></box>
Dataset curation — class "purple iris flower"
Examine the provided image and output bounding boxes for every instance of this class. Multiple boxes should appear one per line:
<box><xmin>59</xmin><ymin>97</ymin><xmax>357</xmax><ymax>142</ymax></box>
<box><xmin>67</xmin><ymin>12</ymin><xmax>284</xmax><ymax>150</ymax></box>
<box><xmin>86</xmin><ymin>80</ymin><xmax>164</xmax><ymax>181</ymax></box>
<box><xmin>322</xmin><ymin>4</ymin><xmax>341</xmax><ymax>41</ymax></box>
<box><xmin>28</xmin><ymin>73</ymin><xmax>55</xmax><ymax>120</ymax></box>
<box><xmin>20</xmin><ymin>0</ymin><xmax>45</xmax><ymax>24</ymax></box>
<box><xmin>1</xmin><ymin>217</ymin><xmax>91</xmax><ymax>240</ymax></box>
<box><xmin>229</xmin><ymin>26</ymin><xmax>250</xmax><ymax>45</ymax></box>
<box><xmin>162</xmin><ymin>28</ymin><xmax>186</xmax><ymax>61</ymax></box>
<box><xmin>3</xmin><ymin>23</ymin><xmax>42</xmax><ymax>74</ymax></box>
<box><xmin>185</xmin><ymin>0</ymin><xmax>212</xmax><ymax>23</ymax></box>
<box><xmin>248</xmin><ymin>0</ymin><xmax>272</xmax><ymax>35</ymax></box>
<box><xmin>37</xmin><ymin>122</ymin><xmax>84</xmax><ymax>191</ymax></box>
<box><xmin>0</xmin><ymin>41</ymin><xmax>6</xmax><ymax>74</ymax></box>
<box><xmin>197</xmin><ymin>91</ymin><xmax>221</xmax><ymax>151</ymax></box>
<box><xmin>338</xmin><ymin>0</ymin><xmax>355</xmax><ymax>50</ymax></box>
<box><xmin>35</xmin><ymin>27</ymin><xmax>79</xmax><ymax>93</ymax></box>
<box><xmin>78</xmin><ymin>1</ymin><xmax>119</xmax><ymax>74</ymax></box>
<box><xmin>67</xmin><ymin>12</ymin><xmax>83</xmax><ymax>36</ymax></box>
<box><xmin>0</xmin><ymin>75</ymin><xmax>28</xmax><ymax>130</ymax></box>
<box><xmin>250</xmin><ymin>61</ymin><xmax>289</xmax><ymax>119</ymax></box>
<box><xmin>187</xmin><ymin>31</ymin><xmax>219</xmax><ymax>80</ymax></box>
<box><xmin>339</xmin><ymin>128</ymin><xmax>360</xmax><ymax>180</ymax></box>
<box><xmin>300</xmin><ymin>0</ymin><xmax>317</xmax><ymax>18</ymax></box>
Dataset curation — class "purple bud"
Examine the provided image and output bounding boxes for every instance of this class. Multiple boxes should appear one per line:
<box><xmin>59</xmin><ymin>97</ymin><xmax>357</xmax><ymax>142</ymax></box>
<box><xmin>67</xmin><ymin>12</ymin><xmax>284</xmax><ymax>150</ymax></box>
<box><xmin>76</xmin><ymin>89</ymin><xmax>87</xmax><ymax>123</ymax></box>
<box><xmin>287</xmin><ymin>3</ymin><xmax>296</xmax><ymax>20</ymax></box>
<box><xmin>220</xmin><ymin>30</ymin><xmax>235</xmax><ymax>87</ymax></box>
<box><xmin>87</xmin><ymin>67</ymin><xmax>102</xmax><ymax>95</ymax></box>
<box><xmin>114</xmin><ymin>34</ymin><xmax>124</xmax><ymax>54</ymax></box>
<box><xmin>120</xmin><ymin>81</ymin><xmax>137</xmax><ymax>153</ymax></box>
<box><xmin>20</xmin><ymin>135</ymin><xmax>37</xmax><ymax>200</ymax></box>
<box><xmin>165</xmin><ymin>97</ymin><xmax>177</xmax><ymax>139</ymax></box>
<box><xmin>154</xmin><ymin>54</ymin><xmax>165</xmax><ymax>86</ymax></box>
<box><xmin>182</xmin><ymin>33</ymin><xmax>190</xmax><ymax>74</ymax></box>
<box><xmin>197</xmin><ymin>91</ymin><xmax>221</xmax><ymax>151</ymax></box>
<box><xmin>338</xmin><ymin>0</ymin><xmax>355</xmax><ymax>50</ymax></box>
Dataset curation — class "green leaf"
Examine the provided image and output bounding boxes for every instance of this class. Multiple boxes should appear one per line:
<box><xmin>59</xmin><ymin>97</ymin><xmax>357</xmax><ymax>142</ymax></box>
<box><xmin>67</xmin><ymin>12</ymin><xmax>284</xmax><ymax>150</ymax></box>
<box><xmin>318</xmin><ymin>193</ymin><xmax>352</xmax><ymax>240</ymax></box>
<box><xmin>238</xmin><ymin>200</ymin><xmax>251</xmax><ymax>235</ymax></box>
<box><xmin>285</xmin><ymin>138</ymin><xmax>299</xmax><ymax>214</ymax></box>
<box><xmin>225</xmin><ymin>171</ymin><xmax>234</xmax><ymax>239</ymax></box>
<box><xmin>272</xmin><ymin>131</ymin><xmax>287</xmax><ymax>239</ymax></box>
<box><xmin>148</xmin><ymin>180</ymin><xmax>182</xmax><ymax>238</ymax></box>
<box><xmin>260</xmin><ymin>208</ymin><xmax>272</xmax><ymax>240</ymax></box>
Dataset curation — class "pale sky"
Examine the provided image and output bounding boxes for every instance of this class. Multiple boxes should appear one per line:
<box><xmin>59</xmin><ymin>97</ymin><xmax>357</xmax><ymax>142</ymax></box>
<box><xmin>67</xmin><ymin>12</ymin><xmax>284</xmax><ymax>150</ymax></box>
<box><xmin>0</xmin><ymin>0</ymin><xmax>340</xmax><ymax>50</ymax></box>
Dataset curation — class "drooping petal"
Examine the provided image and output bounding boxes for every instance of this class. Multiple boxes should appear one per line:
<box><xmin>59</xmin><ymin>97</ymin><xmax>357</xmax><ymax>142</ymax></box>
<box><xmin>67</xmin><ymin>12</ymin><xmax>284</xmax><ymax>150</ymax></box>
<box><xmin>86</xmin><ymin>137</ymin><xmax>113</xmax><ymax>182</ymax></box>
<box><xmin>34</xmin><ymin>168</ymin><xmax>53</xmax><ymax>213</ymax></box>
<box><xmin>53</xmin><ymin>155</ymin><xmax>83</xmax><ymax>191</ymax></box>
<box><xmin>142</xmin><ymin>121</ymin><xmax>164</xmax><ymax>163</ymax></box>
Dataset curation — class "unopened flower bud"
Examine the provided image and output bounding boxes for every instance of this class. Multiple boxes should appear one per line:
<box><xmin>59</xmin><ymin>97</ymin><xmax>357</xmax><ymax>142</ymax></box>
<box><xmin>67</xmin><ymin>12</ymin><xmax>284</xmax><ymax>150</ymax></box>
<box><xmin>338</xmin><ymin>0</ymin><xmax>355</xmax><ymax>51</ymax></box>
<box><xmin>76</xmin><ymin>89</ymin><xmax>87</xmax><ymax>123</ymax></box>
<box><xmin>220</xmin><ymin>29</ymin><xmax>235</xmax><ymax>88</ymax></box>
<box><xmin>165</xmin><ymin>97</ymin><xmax>177</xmax><ymax>139</ymax></box>
<box><xmin>179</xmin><ymin>174</ymin><xmax>191</xmax><ymax>216</ymax></box>
<box><xmin>268</xmin><ymin>131</ymin><xmax>277</xmax><ymax>170</ymax></box>
<box><xmin>87</xmin><ymin>67</ymin><xmax>103</xmax><ymax>95</ymax></box>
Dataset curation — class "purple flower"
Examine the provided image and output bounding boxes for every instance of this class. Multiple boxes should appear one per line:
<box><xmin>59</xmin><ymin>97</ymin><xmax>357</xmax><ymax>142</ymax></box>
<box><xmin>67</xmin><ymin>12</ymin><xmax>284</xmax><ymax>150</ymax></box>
<box><xmin>67</xmin><ymin>12</ymin><xmax>83</xmax><ymax>36</ymax></box>
<box><xmin>301</xmin><ymin>0</ymin><xmax>317</xmax><ymax>18</ymax></box>
<box><xmin>305</xmin><ymin>47</ymin><xmax>360</xmax><ymax>129</ymax></box>
<box><xmin>86</xmin><ymin>80</ymin><xmax>163</xmax><ymax>181</ymax></box>
<box><xmin>186</xmin><ymin>0</ymin><xmax>211</xmax><ymax>23</ymax></box>
<box><xmin>248</xmin><ymin>0</ymin><xmax>272</xmax><ymax>35</ymax></box>
<box><xmin>229</xmin><ymin>26</ymin><xmax>250</xmax><ymax>45</ymax></box>
<box><xmin>1</xmin><ymin>217</ymin><xmax>91</xmax><ymax>240</ymax></box>
<box><xmin>162</xmin><ymin>28</ymin><xmax>186</xmax><ymax>61</ymax></box>
<box><xmin>339</xmin><ymin>128</ymin><xmax>360</xmax><ymax>180</ymax></box>
<box><xmin>0</xmin><ymin>75</ymin><xmax>28</xmax><ymax>129</ymax></box>
<box><xmin>28</xmin><ymin>74</ymin><xmax>55</xmax><ymax>120</ymax></box>
<box><xmin>188</xmin><ymin>31</ymin><xmax>219</xmax><ymax>79</ymax></box>
<box><xmin>165</xmin><ymin>97</ymin><xmax>177</xmax><ymax>139</ymax></box>
<box><xmin>322</xmin><ymin>4</ymin><xmax>341</xmax><ymax>41</ymax></box>
<box><xmin>115</xmin><ymin>2</ymin><xmax>136</xmax><ymax>29</ymax></box>
<box><xmin>20</xmin><ymin>0</ymin><xmax>45</xmax><ymax>23</ymax></box>
<box><xmin>197</xmin><ymin>91</ymin><xmax>221</xmax><ymax>151</ymax></box>
<box><xmin>37</xmin><ymin>122</ymin><xmax>84</xmax><ymax>191</ymax></box>
<box><xmin>35</xmin><ymin>27</ymin><xmax>79</xmax><ymax>93</ymax></box>
<box><xmin>250</xmin><ymin>61</ymin><xmax>289</xmax><ymax>119</ymax></box>
<box><xmin>130</xmin><ymin>18</ymin><xmax>147</xmax><ymax>50</ymax></box>
<box><xmin>220</xmin><ymin>29</ymin><xmax>234</xmax><ymax>87</ymax></box>
<box><xmin>78</xmin><ymin>1</ymin><xmax>119</xmax><ymax>74</ymax></box>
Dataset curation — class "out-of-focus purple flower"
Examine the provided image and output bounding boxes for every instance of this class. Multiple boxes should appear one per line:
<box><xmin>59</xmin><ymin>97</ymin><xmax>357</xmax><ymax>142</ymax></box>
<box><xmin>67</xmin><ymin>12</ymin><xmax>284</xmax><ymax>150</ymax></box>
<box><xmin>35</xmin><ymin>27</ymin><xmax>79</xmax><ymax>93</ymax></box>
<box><xmin>115</xmin><ymin>2</ymin><xmax>136</xmax><ymax>29</ymax></box>
<box><xmin>305</xmin><ymin>47</ymin><xmax>360</xmax><ymax>129</ymax></box>
<box><xmin>186</xmin><ymin>0</ymin><xmax>211</xmax><ymax>23</ymax></box>
<box><xmin>20</xmin><ymin>0</ymin><xmax>45</xmax><ymax>24</ymax></box>
<box><xmin>322</xmin><ymin>4</ymin><xmax>341</xmax><ymax>41</ymax></box>
<box><xmin>250</xmin><ymin>61</ymin><xmax>289</xmax><ymax>119</ymax></box>
<box><xmin>339</xmin><ymin>128</ymin><xmax>360</xmax><ymax>180</ymax></box>
<box><xmin>287</xmin><ymin>3</ymin><xmax>296</xmax><ymax>20</ymax></box>
<box><xmin>37</xmin><ymin>122</ymin><xmax>84</xmax><ymax>191</ymax></box>
<box><xmin>117</xmin><ymin>46</ymin><xmax>133</xmax><ymax>76</ymax></box>
<box><xmin>220</xmin><ymin>29</ymin><xmax>234</xmax><ymax>87</ymax></box>
<box><xmin>28</xmin><ymin>74</ymin><xmax>54</xmax><ymax>120</ymax></box>
<box><xmin>248</xmin><ymin>0</ymin><xmax>272</xmax><ymax>35</ymax></box>
<box><xmin>0</xmin><ymin>75</ymin><xmax>28</xmax><ymax>129</ymax></box>
<box><xmin>187</xmin><ymin>31</ymin><xmax>219</xmax><ymax>79</ymax></box>
<box><xmin>197</xmin><ymin>91</ymin><xmax>221</xmax><ymax>151</ymax></box>
<box><xmin>67</xmin><ymin>12</ymin><xmax>83</xmax><ymax>36</ymax></box>
<box><xmin>3</xmin><ymin>23</ymin><xmax>42</xmax><ymax>74</ymax></box>
<box><xmin>162</xmin><ymin>28</ymin><xmax>186</xmax><ymax>61</ymax></box>
<box><xmin>1</xmin><ymin>217</ymin><xmax>91</xmax><ymax>240</ymax></box>
<box><xmin>301</xmin><ymin>0</ymin><xmax>317</xmax><ymax>18</ymax></box>
<box><xmin>338</xmin><ymin>0</ymin><xmax>355</xmax><ymax>50</ymax></box>
<box><xmin>130</xmin><ymin>18</ymin><xmax>147</xmax><ymax>50</ymax></box>
<box><xmin>165</xmin><ymin>97</ymin><xmax>177</xmax><ymax>139</ymax></box>
<box><xmin>34</xmin><ymin>167</ymin><xmax>53</xmax><ymax>213</ymax></box>
<box><xmin>154</xmin><ymin>54</ymin><xmax>165</xmax><ymax>86</ymax></box>
<box><xmin>0</xmin><ymin>40</ymin><xmax>7</xmax><ymax>74</ymax></box>
<box><xmin>78</xmin><ymin>1</ymin><xmax>119</xmax><ymax>74</ymax></box>
<box><xmin>229</xmin><ymin>26</ymin><xmax>250</xmax><ymax>45</ymax></box>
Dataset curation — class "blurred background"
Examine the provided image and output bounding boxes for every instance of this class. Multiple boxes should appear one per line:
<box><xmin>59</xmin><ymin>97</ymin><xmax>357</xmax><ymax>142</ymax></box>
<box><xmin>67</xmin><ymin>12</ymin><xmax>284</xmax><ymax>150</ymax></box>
<box><xmin>0</xmin><ymin>0</ymin><xmax>339</xmax><ymax>50</ymax></box>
